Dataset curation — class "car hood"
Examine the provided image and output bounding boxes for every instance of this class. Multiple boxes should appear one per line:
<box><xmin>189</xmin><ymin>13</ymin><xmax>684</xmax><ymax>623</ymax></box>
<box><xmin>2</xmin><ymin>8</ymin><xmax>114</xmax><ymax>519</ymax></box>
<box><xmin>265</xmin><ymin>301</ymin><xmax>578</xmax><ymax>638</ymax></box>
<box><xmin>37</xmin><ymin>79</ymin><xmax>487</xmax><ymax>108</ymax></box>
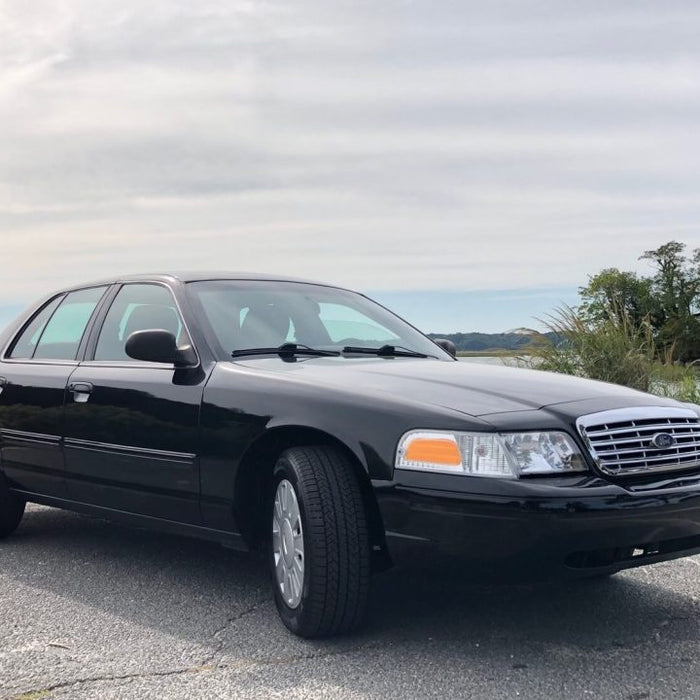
<box><xmin>232</xmin><ymin>357</ymin><xmax>673</xmax><ymax>417</ymax></box>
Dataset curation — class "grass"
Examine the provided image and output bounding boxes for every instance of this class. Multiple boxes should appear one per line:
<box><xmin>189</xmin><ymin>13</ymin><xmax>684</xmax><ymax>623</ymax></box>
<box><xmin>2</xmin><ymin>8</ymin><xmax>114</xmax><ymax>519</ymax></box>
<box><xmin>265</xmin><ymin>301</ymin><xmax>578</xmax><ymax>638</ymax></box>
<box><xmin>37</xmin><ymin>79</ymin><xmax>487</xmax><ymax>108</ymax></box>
<box><xmin>11</xmin><ymin>692</ymin><xmax>51</xmax><ymax>700</ymax></box>
<box><xmin>652</xmin><ymin>371</ymin><xmax>700</xmax><ymax>403</ymax></box>
<box><xmin>516</xmin><ymin>305</ymin><xmax>700</xmax><ymax>402</ymax></box>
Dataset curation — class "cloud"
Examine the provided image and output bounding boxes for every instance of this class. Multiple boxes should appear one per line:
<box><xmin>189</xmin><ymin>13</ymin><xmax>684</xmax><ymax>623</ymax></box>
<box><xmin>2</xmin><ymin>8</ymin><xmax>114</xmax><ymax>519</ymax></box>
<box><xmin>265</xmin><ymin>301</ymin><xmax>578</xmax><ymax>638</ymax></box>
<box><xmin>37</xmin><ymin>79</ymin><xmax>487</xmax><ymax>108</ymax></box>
<box><xmin>0</xmin><ymin>0</ymin><xmax>699</xmax><ymax>324</ymax></box>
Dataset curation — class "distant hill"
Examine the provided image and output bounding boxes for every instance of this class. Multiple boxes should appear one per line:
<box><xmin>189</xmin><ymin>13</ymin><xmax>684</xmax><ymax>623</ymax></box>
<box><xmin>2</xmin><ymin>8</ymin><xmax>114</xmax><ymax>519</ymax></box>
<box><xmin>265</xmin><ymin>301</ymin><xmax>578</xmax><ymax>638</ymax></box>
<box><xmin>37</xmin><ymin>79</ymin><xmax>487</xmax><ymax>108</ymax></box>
<box><xmin>427</xmin><ymin>331</ymin><xmax>557</xmax><ymax>352</ymax></box>
<box><xmin>505</xmin><ymin>327</ymin><xmax>538</xmax><ymax>336</ymax></box>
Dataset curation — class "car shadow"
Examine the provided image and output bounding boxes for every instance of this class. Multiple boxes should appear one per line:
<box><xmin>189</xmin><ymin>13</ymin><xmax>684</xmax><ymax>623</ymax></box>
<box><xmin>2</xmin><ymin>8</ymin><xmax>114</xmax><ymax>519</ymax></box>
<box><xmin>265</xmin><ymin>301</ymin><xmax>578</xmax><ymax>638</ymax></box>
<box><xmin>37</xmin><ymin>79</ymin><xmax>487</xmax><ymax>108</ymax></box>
<box><xmin>4</xmin><ymin>505</ymin><xmax>698</xmax><ymax>659</ymax></box>
<box><xmin>367</xmin><ymin>563</ymin><xmax>696</xmax><ymax>649</ymax></box>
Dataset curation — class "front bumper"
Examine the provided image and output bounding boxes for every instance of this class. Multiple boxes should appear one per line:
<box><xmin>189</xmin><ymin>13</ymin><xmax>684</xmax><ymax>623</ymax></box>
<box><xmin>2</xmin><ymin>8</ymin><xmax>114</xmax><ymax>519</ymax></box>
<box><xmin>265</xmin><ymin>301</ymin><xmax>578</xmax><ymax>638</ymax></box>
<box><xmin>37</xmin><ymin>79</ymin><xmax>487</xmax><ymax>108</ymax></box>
<box><xmin>374</xmin><ymin>470</ymin><xmax>700</xmax><ymax>579</ymax></box>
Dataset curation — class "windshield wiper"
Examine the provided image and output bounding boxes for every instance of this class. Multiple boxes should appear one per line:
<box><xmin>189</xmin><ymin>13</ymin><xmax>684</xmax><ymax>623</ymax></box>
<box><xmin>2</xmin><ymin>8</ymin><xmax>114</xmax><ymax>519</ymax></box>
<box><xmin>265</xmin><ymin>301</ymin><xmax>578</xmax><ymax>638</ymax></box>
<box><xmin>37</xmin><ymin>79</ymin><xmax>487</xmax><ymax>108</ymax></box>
<box><xmin>341</xmin><ymin>344</ymin><xmax>434</xmax><ymax>358</ymax></box>
<box><xmin>231</xmin><ymin>343</ymin><xmax>340</xmax><ymax>358</ymax></box>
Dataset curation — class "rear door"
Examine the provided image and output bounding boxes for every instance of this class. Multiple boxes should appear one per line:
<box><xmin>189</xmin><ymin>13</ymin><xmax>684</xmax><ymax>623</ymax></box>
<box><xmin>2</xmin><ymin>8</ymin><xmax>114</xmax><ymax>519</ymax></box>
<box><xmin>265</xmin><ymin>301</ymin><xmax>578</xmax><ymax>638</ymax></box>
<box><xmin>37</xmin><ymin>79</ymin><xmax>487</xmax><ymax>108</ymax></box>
<box><xmin>62</xmin><ymin>282</ymin><xmax>207</xmax><ymax>524</ymax></box>
<box><xmin>0</xmin><ymin>286</ymin><xmax>109</xmax><ymax>497</ymax></box>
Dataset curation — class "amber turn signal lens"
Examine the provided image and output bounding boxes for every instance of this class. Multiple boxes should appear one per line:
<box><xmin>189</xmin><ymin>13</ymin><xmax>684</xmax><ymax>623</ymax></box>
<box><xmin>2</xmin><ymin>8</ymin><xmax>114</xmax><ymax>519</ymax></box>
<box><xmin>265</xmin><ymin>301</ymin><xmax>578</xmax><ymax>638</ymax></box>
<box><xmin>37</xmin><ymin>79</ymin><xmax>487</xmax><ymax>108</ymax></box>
<box><xmin>404</xmin><ymin>438</ymin><xmax>462</xmax><ymax>466</ymax></box>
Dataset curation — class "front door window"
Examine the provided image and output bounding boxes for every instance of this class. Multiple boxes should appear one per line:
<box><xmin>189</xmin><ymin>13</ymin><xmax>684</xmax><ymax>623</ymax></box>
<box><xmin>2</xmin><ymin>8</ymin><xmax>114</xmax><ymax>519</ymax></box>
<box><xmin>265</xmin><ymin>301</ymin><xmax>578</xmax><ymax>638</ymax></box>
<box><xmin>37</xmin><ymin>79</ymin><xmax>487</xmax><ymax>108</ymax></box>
<box><xmin>94</xmin><ymin>284</ymin><xmax>188</xmax><ymax>361</ymax></box>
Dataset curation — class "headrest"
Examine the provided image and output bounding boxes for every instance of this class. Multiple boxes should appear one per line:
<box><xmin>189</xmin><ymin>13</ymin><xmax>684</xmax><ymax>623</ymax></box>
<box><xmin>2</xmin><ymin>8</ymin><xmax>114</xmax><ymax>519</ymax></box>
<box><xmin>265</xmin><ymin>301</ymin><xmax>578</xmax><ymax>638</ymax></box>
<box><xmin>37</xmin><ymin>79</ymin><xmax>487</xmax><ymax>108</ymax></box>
<box><xmin>239</xmin><ymin>304</ymin><xmax>290</xmax><ymax>348</ymax></box>
<box><xmin>124</xmin><ymin>304</ymin><xmax>180</xmax><ymax>340</ymax></box>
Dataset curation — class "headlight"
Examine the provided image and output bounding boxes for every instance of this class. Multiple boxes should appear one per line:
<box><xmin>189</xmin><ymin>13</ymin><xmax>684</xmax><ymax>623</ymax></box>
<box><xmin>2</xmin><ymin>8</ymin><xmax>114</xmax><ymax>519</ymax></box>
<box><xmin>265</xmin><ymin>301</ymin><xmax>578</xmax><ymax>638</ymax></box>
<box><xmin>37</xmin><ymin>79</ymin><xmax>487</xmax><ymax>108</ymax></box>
<box><xmin>395</xmin><ymin>430</ymin><xmax>587</xmax><ymax>478</ymax></box>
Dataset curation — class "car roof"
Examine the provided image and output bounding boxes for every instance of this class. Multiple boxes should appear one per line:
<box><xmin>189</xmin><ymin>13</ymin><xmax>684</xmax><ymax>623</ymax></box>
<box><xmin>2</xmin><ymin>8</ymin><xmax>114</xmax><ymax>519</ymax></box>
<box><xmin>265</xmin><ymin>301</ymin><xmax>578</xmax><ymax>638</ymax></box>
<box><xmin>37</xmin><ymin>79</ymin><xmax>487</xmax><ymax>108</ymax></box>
<box><xmin>60</xmin><ymin>271</ymin><xmax>340</xmax><ymax>293</ymax></box>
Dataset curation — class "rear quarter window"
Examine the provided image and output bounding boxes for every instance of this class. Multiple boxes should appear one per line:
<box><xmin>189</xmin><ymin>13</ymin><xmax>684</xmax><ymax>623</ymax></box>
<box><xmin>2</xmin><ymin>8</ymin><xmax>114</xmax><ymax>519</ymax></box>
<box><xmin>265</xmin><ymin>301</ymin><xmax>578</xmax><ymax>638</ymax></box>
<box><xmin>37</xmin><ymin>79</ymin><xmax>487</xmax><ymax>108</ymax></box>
<box><xmin>7</xmin><ymin>296</ymin><xmax>64</xmax><ymax>359</ymax></box>
<box><xmin>10</xmin><ymin>287</ymin><xmax>107</xmax><ymax>361</ymax></box>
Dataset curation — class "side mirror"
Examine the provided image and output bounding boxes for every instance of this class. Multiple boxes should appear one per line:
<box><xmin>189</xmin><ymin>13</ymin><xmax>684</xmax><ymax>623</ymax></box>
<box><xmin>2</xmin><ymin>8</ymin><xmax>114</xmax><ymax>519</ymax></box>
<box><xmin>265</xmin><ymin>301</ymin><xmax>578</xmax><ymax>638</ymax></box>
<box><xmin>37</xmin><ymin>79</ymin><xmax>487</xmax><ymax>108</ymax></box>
<box><xmin>125</xmin><ymin>329</ymin><xmax>198</xmax><ymax>367</ymax></box>
<box><xmin>433</xmin><ymin>338</ymin><xmax>457</xmax><ymax>358</ymax></box>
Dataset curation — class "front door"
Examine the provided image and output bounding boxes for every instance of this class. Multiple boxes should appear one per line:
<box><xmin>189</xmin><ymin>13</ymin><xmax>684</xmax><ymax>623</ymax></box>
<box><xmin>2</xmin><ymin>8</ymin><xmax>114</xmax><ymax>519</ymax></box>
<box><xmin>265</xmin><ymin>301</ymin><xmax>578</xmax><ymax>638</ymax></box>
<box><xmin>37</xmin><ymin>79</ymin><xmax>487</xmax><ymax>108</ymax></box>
<box><xmin>0</xmin><ymin>287</ymin><xmax>108</xmax><ymax>497</ymax></box>
<box><xmin>62</xmin><ymin>283</ymin><xmax>207</xmax><ymax>524</ymax></box>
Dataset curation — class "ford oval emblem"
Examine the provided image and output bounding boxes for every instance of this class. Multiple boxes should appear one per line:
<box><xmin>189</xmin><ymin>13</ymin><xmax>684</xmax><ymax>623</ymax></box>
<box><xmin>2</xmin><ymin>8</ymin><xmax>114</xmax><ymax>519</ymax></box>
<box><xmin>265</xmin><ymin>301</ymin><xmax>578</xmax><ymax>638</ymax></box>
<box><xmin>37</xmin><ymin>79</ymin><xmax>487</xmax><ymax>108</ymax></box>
<box><xmin>650</xmin><ymin>432</ymin><xmax>676</xmax><ymax>449</ymax></box>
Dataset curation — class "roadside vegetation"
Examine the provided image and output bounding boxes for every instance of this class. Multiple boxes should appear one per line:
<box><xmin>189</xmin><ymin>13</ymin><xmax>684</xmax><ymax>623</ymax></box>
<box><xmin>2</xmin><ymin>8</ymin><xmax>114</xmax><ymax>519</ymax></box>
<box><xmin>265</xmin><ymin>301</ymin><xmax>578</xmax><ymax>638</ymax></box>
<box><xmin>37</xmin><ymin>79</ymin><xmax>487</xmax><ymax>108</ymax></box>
<box><xmin>428</xmin><ymin>331</ymin><xmax>557</xmax><ymax>353</ymax></box>
<box><xmin>520</xmin><ymin>241</ymin><xmax>700</xmax><ymax>402</ymax></box>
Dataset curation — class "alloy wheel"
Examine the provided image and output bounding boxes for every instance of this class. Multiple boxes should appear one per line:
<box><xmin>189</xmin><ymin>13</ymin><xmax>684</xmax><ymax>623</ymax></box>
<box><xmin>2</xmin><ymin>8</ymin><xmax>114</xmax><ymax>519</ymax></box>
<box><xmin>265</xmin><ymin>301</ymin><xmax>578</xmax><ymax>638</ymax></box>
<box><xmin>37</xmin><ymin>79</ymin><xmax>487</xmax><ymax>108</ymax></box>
<box><xmin>272</xmin><ymin>479</ymin><xmax>305</xmax><ymax>608</ymax></box>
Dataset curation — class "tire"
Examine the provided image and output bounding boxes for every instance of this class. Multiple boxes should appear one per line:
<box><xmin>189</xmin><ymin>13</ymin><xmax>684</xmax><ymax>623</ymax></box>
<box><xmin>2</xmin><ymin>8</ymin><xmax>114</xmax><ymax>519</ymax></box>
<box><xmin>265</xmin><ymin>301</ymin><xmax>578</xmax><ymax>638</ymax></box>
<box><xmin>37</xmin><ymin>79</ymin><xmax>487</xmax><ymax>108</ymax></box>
<box><xmin>0</xmin><ymin>473</ymin><xmax>26</xmax><ymax>539</ymax></box>
<box><xmin>269</xmin><ymin>446</ymin><xmax>370</xmax><ymax>638</ymax></box>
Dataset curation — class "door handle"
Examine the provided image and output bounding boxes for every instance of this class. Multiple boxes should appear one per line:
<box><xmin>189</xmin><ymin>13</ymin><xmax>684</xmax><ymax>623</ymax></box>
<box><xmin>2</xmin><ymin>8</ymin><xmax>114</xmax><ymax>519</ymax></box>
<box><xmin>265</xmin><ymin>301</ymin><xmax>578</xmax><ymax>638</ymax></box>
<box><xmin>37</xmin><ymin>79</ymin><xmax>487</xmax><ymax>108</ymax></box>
<box><xmin>69</xmin><ymin>382</ymin><xmax>93</xmax><ymax>393</ymax></box>
<box><xmin>69</xmin><ymin>382</ymin><xmax>93</xmax><ymax>403</ymax></box>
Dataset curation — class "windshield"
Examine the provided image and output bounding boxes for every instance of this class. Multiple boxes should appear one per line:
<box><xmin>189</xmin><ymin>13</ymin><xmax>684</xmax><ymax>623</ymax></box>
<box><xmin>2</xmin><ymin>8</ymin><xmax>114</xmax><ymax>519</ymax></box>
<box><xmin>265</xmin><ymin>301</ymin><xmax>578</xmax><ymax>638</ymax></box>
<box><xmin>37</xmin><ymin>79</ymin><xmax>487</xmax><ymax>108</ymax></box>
<box><xmin>186</xmin><ymin>280</ymin><xmax>450</xmax><ymax>360</ymax></box>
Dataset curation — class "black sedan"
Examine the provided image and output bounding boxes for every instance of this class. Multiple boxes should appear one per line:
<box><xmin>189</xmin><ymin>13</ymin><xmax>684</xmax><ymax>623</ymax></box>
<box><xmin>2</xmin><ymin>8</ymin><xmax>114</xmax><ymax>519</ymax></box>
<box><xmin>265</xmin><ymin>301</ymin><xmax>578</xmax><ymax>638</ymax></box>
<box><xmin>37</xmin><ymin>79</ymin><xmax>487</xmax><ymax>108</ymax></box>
<box><xmin>1</xmin><ymin>272</ymin><xmax>700</xmax><ymax>637</ymax></box>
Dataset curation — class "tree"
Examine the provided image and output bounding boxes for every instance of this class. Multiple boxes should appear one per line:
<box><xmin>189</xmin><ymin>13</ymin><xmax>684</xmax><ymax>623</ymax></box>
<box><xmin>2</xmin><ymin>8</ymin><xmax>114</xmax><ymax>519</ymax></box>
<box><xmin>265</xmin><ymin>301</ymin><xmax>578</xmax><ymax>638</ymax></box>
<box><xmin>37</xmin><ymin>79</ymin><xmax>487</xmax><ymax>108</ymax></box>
<box><xmin>579</xmin><ymin>268</ymin><xmax>655</xmax><ymax>328</ymax></box>
<box><xmin>639</xmin><ymin>241</ymin><xmax>700</xmax><ymax>361</ymax></box>
<box><xmin>578</xmin><ymin>241</ymin><xmax>700</xmax><ymax>362</ymax></box>
<box><xmin>640</xmin><ymin>241</ymin><xmax>699</xmax><ymax>317</ymax></box>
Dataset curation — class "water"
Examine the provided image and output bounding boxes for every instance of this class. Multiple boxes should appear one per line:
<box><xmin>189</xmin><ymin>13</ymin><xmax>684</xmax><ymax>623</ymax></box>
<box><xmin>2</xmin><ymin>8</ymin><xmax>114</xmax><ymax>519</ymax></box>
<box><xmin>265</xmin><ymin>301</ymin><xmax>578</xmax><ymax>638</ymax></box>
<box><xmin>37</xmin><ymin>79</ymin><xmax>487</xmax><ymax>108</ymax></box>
<box><xmin>458</xmin><ymin>355</ymin><xmax>523</xmax><ymax>366</ymax></box>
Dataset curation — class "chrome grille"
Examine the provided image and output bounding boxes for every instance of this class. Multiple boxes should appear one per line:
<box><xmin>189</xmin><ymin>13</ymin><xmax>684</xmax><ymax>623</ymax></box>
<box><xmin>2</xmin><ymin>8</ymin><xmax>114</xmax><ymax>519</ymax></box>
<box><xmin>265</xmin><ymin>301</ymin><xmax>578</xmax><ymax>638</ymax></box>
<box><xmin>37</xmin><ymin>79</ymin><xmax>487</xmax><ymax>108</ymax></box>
<box><xmin>576</xmin><ymin>407</ymin><xmax>700</xmax><ymax>476</ymax></box>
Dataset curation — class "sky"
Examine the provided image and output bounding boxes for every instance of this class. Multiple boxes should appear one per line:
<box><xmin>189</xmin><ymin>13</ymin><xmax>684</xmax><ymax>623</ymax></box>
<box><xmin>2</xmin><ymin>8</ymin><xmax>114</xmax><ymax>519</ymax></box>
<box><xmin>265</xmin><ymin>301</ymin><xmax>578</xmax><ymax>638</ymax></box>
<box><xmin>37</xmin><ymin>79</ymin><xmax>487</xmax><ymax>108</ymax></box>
<box><xmin>1</xmin><ymin>0</ymin><xmax>699</xmax><ymax>333</ymax></box>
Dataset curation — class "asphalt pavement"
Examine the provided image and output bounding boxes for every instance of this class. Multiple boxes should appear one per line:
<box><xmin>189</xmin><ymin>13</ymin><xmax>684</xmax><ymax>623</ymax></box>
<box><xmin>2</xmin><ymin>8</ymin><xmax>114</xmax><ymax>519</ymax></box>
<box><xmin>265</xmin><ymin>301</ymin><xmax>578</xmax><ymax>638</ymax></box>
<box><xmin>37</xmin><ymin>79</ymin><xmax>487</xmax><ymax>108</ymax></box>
<box><xmin>1</xmin><ymin>504</ymin><xmax>699</xmax><ymax>699</ymax></box>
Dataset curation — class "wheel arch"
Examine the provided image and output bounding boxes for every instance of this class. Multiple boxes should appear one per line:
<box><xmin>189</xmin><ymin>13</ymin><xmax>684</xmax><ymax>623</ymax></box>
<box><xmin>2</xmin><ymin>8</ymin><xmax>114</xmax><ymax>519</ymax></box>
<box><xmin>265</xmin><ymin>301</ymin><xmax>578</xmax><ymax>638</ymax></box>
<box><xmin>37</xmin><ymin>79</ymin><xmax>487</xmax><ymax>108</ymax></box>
<box><xmin>233</xmin><ymin>425</ymin><xmax>390</xmax><ymax>570</ymax></box>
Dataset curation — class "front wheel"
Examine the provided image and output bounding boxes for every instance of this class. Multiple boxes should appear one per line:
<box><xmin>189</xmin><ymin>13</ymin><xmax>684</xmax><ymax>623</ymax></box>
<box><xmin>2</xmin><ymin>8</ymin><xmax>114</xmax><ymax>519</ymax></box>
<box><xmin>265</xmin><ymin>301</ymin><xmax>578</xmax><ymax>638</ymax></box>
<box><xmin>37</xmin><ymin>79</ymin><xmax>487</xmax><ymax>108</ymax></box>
<box><xmin>269</xmin><ymin>446</ymin><xmax>370</xmax><ymax>638</ymax></box>
<box><xmin>0</xmin><ymin>473</ymin><xmax>26</xmax><ymax>539</ymax></box>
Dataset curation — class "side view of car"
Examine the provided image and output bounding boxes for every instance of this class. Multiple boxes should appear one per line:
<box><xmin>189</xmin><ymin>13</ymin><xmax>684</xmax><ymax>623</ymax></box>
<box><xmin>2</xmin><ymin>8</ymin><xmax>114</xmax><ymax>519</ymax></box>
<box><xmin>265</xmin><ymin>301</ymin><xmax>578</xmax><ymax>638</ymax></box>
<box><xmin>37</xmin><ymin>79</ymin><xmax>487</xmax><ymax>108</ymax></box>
<box><xmin>1</xmin><ymin>272</ymin><xmax>700</xmax><ymax>637</ymax></box>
